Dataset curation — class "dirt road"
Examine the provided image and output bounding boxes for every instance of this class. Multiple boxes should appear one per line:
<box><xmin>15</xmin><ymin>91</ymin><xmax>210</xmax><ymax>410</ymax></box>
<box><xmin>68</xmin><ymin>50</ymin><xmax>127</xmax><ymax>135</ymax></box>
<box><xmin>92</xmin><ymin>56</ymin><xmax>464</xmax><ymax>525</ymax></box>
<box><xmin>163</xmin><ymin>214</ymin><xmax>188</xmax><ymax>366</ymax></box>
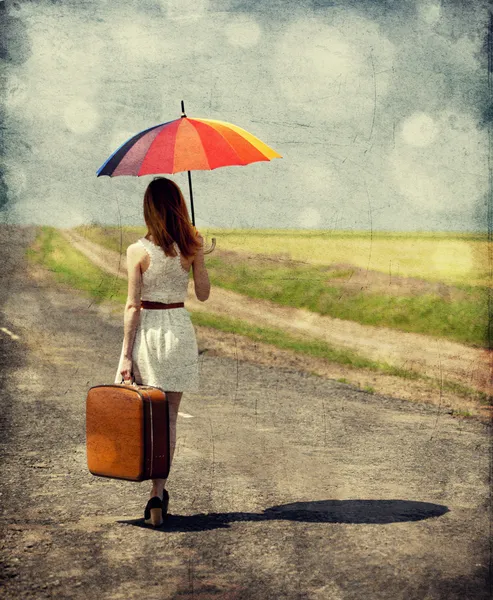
<box><xmin>62</xmin><ymin>229</ymin><xmax>491</xmax><ymax>396</ymax></box>
<box><xmin>0</xmin><ymin>226</ymin><xmax>491</xmax><ymax>599</ymax></box>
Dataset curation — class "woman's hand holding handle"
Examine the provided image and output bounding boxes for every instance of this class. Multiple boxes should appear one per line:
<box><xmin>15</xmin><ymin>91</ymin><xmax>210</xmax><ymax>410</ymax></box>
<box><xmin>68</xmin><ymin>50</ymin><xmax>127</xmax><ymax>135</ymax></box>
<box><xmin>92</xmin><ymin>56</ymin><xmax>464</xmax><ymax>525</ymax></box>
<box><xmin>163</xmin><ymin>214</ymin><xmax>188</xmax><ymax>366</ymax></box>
<box><xmin>120</xmin><ymin>356</ymin><xmax>134</xmax><ymax>385</ymax></box>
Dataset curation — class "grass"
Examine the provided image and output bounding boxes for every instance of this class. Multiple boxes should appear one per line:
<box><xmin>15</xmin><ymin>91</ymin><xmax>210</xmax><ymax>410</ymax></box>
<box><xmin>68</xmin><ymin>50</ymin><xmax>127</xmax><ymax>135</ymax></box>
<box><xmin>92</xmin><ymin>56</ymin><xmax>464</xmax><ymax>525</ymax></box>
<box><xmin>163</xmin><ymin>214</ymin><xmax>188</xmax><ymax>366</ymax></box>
<box><xmin>188</xmin><ymin>310</ymin><xmax>417</xmax><ymax>377</ymax></box>
<box><xmin>27</xmin><ymin>226</ymin><xmax>128</xmax><ymax>304</ymax></box>
<box><xmin>449</xmin><ymin>409</ymin><xmax>474</xmax><ymax>419</ymax></box>
<box><xmin>73</xmin><ymin>225</ymin><xmax>490</xmax><ymax>348</ymax></box>
<box><xmin>27</xmin><ymin>226</ymin><xmax>489</xmax><ymax>406</ymax></box>
<box><xmin>27</xmin><ymin>227</ymin><xmax>423</xmax><ymax>379</ymax></box>
<box><xmin>75</xmin><ymin>225</ymin><xmax>144</xmax><ymax>255</ymax></box>
<box><xmin>213</xmin><ymin>231</ymin><xmax>490</xmax><ymax>287</ymax></box>
<box><xmin>439</xmin><ymin>381</ymin><xmax>492</xmax><ymax>406</ymax></box>
<box><xmin>205</xmin><ymin>256</ymin><xmax>488</xmax><ymax>348</ymax></box>
<box><xmin>74</xmin><ymin>225</ymin><xmax>491</xmax><ymax>286</ymax></box>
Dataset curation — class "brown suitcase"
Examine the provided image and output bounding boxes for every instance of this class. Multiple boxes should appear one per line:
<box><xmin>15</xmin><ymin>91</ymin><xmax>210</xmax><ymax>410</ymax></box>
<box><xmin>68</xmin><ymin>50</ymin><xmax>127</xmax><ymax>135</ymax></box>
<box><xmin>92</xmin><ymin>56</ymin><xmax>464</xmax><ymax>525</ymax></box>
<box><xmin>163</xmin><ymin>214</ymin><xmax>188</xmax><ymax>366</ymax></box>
<box><xmin>86</xmin><ymin>383</ymin><xmax>170</xmax><ymax>481</ymax></box>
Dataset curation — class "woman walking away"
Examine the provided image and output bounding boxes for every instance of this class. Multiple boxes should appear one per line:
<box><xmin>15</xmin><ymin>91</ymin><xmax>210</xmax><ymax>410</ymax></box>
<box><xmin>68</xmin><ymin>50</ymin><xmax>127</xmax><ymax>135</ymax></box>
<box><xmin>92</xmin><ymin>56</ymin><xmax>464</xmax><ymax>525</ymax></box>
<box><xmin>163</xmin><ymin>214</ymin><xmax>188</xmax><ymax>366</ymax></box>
<box><xmin>115</xmin><ymin>176</ymin><xmax>210</xmax><ymax>527</ymax></box>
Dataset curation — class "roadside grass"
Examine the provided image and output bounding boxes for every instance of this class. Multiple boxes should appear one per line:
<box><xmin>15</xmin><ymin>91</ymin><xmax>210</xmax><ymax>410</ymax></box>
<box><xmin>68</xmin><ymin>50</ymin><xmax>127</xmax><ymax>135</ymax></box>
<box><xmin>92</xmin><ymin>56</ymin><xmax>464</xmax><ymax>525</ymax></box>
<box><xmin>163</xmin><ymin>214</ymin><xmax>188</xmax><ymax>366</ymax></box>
<box><xmin>27</xmin><ymin>226</ymin><xmax>128</xmax><ymax>304</ymax></box>
<box><xmin>75</xmin><ymin>225</ymin><xmax>144</xmax><ymax>255</ymax></box>
<box><xmin>332</xmin><ymin>373</ymin><xmax>491</xmax><ymax>407</ymax></box>
<box><xmin>189</xmin><ymin>310</ymin><xmax>415</xmax><ymax>376</ymax></box>
<box><xmin>75</xmin><ymin>225</ymin><xmax>489</xmax><ymax>348</ymax></box>
<box><xmin>202</xmin><ymin>229</ymin><xmax>490</xmax><ymax>288</ymax></box>
<box><xmin>30</xmin><ymin>228</ymin><xmax>408</xmax><ymax>376</ymax></box>
<box><xmin>449</xmin><ymin>409</ymin><xmax>473</xmax><ymax>418</ymax></box>
<box><xmin>205</xmin><ymin>257</ymin><xmax>488</xmax><ymax>348</ymax></box>
<box><xmin>74</xmin><ymin>225</ymin><xmax>490</xmax><ymax>286</ymax></box>
<box><xmin>28</xmin><ymin>227</ymin><xmax>490</xmax><ymax>407</ymax></box>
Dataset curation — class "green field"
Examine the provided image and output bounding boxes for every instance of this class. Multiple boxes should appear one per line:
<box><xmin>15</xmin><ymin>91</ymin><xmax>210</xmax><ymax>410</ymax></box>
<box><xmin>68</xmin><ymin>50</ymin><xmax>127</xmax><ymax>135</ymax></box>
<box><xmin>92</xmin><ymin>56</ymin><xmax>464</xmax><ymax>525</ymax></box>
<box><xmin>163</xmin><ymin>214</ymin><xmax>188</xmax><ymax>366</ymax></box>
<box><xmin>27</xmin><ymin>226</ymin><xmax>489</xmax><ymax>405</ymax></box>
<box><xmin>28</xmin><ymin>227</ymin><xmax>128</xmax><ymax>304</ymax></box>
<box><xmin>27</xmin><ymin>227</ymin><xmax>412</xmax><ymax>377</ymax></box>
<box><xmin>76</xmin><ymin>225</ymin><xmax>490</xmax><ymax>287</ymax></box>
<box><xmin>74</xmin><ymin>225</ymin><xmax>490</xmax><ymax>348</ymax></box>
<box><xmin>203</xmin><ymin>229</ymin><xmax>490</xmax><ymax>288</ymax></box>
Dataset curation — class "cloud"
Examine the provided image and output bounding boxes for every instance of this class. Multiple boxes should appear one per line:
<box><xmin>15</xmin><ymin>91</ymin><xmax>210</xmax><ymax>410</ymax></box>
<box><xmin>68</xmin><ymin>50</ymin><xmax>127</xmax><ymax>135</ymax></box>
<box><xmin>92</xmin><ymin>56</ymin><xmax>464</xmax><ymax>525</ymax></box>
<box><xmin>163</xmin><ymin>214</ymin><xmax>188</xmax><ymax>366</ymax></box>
<box><xmin>298</xmin><ymin>206</ymin><xmax>321</xmax><ymax>228</ymax></box>
<box><xmin>160</xmin><ymin>0</ymin><xmax>210</xmax><ymax>21</ymax></box>
<box><xmin>224</xmin><ymin>14</ymin><xmax>262</xmax><ymax>48</ymax></box>
<box><xmin>64</xmin><ymin>100</ymin><xmax>100</xmax><ymax>135</ymax></box>
<box><xmin>108</xmin><ymin>14</ymin><xmax>175</xmax><ymax>64</ymax></box>
<box><xmin>0</xmin><ymin>13</ymin><xmax>31</xmax><ymax>65</ymax></box>
<box><xmin>5</xmin><ymin>73</ymin><xmax>28</xmax><ymax>110</ymax></box>
<box><xmin>1</xmin><ymin>0</ymin><xmax>488</xmax><ymax>232</ymax></box>
<box><xmin>389</xmin><ymin>110</ymin><xmax>488</xmax><ymax>212</ymax></box>
<box><xmin>11</xmin><ymin>8</ymin><xmax>104</xmax><ymax>129</ymax></box>
<box><xmin>0</xmin><ymin>159</ymin><xmax>27</xmax><ymax>200</ymax></box>
<box><xmin>400</xmin><ymin>112</ymin><xmax>438</xmax><ymax>147</ymax></box>
<box><xmin>271</xmin><ymin>11</ymin><xmax>395</xmax><ymax>131</ymax></box>
<box><xmin>416</xmin><ymin>1</ymin><xmax>441</xmax><ymax>25</ymax></box>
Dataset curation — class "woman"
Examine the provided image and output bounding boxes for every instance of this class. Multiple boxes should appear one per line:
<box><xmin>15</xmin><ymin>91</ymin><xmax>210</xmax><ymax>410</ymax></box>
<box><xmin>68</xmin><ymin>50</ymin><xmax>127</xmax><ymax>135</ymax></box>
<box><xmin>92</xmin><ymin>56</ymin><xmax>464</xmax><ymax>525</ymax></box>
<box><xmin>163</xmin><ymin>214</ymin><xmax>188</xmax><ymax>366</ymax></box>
<box><xmin>115</xmin><ymin>176</ymin><xmax>210</xmax><ymax>527</ymax></box>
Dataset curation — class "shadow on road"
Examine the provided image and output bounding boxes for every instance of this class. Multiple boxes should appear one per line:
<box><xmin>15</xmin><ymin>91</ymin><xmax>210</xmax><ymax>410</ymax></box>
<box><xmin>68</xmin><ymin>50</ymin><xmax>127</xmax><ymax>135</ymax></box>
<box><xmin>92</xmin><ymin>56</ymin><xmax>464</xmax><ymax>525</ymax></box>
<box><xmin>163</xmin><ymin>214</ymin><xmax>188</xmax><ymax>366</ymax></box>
<box><xmin>118</xmin><ymin>499</ymin><xmax>449</xmax><ymax>532</ymax></box>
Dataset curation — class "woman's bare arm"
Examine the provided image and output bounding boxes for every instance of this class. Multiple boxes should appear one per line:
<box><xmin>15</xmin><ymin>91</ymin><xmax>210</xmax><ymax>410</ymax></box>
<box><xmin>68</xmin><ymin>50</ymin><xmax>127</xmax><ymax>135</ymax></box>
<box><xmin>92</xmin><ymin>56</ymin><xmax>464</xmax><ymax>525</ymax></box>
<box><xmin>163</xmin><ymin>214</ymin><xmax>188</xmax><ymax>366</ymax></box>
<box><xmin>192</xmin><ymin>233</ymin><xmax>210</xmax><ymax>302</ymax></box>
<box><xmin>120</xmin><ymin>244</ymin><xmax>144</xmax><ymax>380</ymax></box>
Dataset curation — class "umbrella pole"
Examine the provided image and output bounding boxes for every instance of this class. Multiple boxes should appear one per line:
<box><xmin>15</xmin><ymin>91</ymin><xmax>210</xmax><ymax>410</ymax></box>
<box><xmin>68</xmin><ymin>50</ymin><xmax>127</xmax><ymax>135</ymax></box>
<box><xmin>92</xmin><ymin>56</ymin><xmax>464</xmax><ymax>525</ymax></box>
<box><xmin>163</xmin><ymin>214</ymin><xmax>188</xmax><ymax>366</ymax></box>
<box><xmin>181</xmin><ymin>101</ymin><xmax>196</xmax><ymax>227</ymax></box>
<box><xmin>181</xmin><ymin>99</ymin><xmax>215</xmax><ymax>253</ymax></box>
<box><xmin>187</xmin><ymin>170</ymin><xmax>195</xmax><ymax>226</ymax></box>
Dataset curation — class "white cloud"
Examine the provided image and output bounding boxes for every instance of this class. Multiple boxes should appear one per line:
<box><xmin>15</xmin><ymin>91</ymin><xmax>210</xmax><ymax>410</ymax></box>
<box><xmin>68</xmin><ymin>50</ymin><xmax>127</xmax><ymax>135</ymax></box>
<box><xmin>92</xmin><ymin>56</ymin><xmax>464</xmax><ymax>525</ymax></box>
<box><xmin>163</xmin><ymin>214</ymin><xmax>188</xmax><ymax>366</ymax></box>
<box><xmin>13</xmin><ymin>187</ymin><xmax>90</xmax><ymax>227</ymax></box>
<box><xmin>298</xmin><ymin>207</ymin><xmax>321</xmax><ymax>228</ymax></box>
<box><xmin>224</xmin><ymin>14</ymin><xmax>261</xmax><ymax>48</ymax></box>
<box><xmin>11</xmin><ymin>11</ymin><xmax>103</xmax><ymax>126</ymax></box>
<box><xmin>299</xmin><ymin>161</ymin><xmax>345</xmax><ymax>204</ymax></box>
<box><xmin>400</xmin><ymin>112</ymin><xmax>438</xmax><ymax>147</ymax></box>
<box><xmin>417</xmin><ymin>2</ymin><xmax>441</xmax><ymax>25</ymax></box>
<box><xmin>64</xmin><ymin>100</ymin><xmax>100</xmax><ymax>135</ymax></box>
<box><xmin>392</xmin><ymin>164</ymin><xmax>438</xmax><ymax>208</ymax></box>
<box><xmin>452</xmin><ymin>35</ymin><xmax>481</xmax><ymax>71</ymax></box>
<box><xmin>109</xmin><ymin>17</ymin><xmax>174</xmax><ymax>64</ymax></box>
<box><xmin>389</xmin><ymin>110</ymin><xmax>488</xmax><ymax>211</ymax></box>
<box><xmin>3</xmin><ymin>2</ymin><xmax>487</xmax><ymax>231</ymax></box>
<box><xmin>162</xmin><ymin>0</ymin><xmax>209</xmax><ymax>21</ymax></box>
<box><xmin>272</xmin><ymin>13</ymin><xmax>395</xmax><ymax>129</ymax></box>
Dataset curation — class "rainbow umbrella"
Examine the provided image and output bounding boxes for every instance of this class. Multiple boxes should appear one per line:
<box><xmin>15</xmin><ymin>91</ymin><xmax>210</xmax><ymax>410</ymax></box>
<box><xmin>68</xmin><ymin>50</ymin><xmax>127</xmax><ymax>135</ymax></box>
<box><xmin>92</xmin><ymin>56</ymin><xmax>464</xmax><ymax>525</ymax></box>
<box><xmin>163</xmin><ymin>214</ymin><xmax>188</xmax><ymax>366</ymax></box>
<box><xmin>96</xmin><ymin>101</ymin><xmax>282</xmax><ymax>248</ymax></box>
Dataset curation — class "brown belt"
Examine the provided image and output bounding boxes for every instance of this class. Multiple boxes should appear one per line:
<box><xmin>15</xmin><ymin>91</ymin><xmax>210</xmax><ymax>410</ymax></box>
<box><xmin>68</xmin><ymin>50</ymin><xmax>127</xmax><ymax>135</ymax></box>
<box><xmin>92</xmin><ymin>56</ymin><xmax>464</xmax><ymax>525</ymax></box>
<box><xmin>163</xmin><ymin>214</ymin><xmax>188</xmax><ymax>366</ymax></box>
<box><xmin>140</xmin><ymin>301</ymin><xmax>185</xmax><ymax>310</ymax></box>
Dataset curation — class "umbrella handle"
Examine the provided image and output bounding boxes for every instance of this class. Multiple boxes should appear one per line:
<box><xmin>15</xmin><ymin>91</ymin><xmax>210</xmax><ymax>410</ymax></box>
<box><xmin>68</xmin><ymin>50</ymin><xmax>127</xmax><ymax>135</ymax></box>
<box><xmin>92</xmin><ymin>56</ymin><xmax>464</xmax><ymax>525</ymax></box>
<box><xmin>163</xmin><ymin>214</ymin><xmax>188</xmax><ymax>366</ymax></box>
<box><xmin>203</xmin><ymin>237</ymin><xmax>216</xmax><ymax>254</ymax></box>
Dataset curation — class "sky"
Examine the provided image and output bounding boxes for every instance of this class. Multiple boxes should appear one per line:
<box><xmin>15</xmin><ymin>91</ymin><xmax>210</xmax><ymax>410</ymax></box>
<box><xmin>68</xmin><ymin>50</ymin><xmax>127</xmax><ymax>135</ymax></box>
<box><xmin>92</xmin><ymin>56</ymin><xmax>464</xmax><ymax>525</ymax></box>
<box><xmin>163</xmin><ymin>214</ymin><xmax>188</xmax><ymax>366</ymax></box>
<box><xmin>0</xmin><ymin>0</ymin><xmax>491</xmax><ymax>231</ymax></box>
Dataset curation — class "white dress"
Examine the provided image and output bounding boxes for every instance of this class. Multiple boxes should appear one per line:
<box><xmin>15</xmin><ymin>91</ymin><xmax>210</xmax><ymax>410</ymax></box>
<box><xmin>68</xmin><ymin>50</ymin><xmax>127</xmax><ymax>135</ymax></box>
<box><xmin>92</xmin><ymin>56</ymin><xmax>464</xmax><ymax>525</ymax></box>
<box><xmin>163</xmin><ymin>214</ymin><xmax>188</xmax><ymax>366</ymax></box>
<box><xmin>114</xmin><ymin>237</ymin><xmax>200</xmax><ymax>392</ymax></box>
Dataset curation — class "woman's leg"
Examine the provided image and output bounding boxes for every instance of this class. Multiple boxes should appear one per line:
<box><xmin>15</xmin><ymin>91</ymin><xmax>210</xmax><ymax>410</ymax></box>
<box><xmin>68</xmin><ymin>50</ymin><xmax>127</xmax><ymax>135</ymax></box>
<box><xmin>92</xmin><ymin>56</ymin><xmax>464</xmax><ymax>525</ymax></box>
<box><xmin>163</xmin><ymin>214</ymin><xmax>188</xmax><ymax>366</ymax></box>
<box><xmin>150</xmin><ymin>391</ymin><xmax>183</xmax><ymax>499</ymax></box>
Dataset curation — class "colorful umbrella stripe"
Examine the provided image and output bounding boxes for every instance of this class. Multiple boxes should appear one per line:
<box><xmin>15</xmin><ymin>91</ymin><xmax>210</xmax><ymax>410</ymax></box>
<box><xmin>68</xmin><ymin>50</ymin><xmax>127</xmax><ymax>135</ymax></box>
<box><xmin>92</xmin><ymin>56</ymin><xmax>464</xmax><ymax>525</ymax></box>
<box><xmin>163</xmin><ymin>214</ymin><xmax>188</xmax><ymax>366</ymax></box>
<box><xmin>97</xmin><ymin>117</ymin><xmax>282</xmax><ymax>177</ymax></box>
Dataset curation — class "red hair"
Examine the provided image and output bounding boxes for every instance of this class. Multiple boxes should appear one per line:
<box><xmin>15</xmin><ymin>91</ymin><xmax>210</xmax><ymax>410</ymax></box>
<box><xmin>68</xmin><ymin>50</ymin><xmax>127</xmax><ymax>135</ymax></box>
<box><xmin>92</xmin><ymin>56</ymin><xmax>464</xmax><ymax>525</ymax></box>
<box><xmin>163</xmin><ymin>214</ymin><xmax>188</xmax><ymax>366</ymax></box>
<box><xmin>143</xmin><ymin>177</ymin><xmax>201</xmax><ymax>260</ymax></box>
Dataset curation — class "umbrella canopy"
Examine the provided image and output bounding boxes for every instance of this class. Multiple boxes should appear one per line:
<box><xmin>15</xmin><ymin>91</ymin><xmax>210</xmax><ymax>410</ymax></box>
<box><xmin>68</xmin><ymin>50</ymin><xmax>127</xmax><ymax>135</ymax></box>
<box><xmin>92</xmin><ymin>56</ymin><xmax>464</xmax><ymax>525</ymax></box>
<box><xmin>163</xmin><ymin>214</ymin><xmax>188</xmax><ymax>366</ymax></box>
<box><xmin>96</xmin><ymin>103</ymin><xmax>282</xmax><ymax>251</ymax></box>
<box><xmin>96</xmin><ymin>117</ymin><xmax>281</xmax><ymax>177</ymax></box>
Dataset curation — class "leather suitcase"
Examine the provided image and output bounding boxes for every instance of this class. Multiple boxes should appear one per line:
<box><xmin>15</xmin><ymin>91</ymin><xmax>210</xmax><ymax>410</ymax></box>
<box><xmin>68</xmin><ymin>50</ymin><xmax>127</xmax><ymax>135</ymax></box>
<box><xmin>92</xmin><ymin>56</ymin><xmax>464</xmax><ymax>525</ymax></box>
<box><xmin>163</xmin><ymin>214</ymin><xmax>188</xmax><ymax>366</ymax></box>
<box><xmin>86</xmin><ymin>384</ymin><xmax>170</xmax><ymax>481</ymax></box>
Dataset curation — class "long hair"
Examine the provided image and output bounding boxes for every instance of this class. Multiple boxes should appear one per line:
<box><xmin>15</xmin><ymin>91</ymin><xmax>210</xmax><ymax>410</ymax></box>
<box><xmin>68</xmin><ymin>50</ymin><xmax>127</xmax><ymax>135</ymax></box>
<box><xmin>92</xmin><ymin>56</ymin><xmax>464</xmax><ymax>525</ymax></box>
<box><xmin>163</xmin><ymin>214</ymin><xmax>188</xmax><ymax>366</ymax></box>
<box><xmin>143</xmin><ymin>177</ymin><xmax>202</xmax><ymax>260</ymax></box>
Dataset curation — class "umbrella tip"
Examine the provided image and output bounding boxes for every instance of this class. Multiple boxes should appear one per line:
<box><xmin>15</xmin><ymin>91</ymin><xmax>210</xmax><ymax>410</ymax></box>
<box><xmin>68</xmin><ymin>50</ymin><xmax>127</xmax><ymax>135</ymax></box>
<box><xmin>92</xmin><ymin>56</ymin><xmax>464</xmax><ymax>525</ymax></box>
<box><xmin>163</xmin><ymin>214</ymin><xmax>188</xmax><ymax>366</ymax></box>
<box><xmin>181</xmin><ymin>100</ymin><xmax>186</xmax><ymax>118</ymax></box>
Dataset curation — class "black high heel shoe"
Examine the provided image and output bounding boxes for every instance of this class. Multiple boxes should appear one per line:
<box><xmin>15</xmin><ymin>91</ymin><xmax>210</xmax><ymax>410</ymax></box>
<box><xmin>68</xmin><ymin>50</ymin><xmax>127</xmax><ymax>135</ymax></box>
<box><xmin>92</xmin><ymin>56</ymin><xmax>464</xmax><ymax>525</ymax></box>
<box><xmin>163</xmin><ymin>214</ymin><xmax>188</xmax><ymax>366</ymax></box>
<box><xmin>144</xmin><ymin>490</ymin><xmax>169</xmax><ymax>527</ymax></box>
<box><xmin>144</xmin><ymin>496</ymin><xmax>163</xmax><ymax>527</ymax></box>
